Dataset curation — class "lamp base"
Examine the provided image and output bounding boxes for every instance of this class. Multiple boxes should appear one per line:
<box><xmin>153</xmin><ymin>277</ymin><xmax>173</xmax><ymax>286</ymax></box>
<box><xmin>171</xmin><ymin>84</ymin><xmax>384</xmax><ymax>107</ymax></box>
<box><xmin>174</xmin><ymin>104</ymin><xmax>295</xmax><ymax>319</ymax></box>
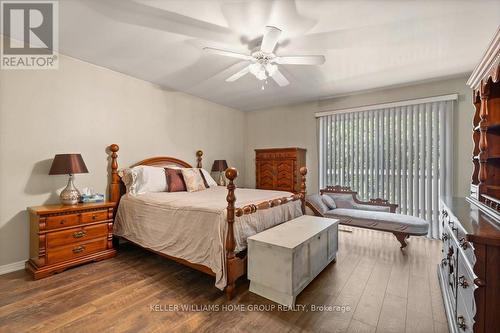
<box><xmin>218</xmin><ymin>172</ymin><xmax>226</xmax><ymax>186</ymax></box>
<box><xmin>60</xmin><ymin>174</ymin><xmax>81</xmax><ymax>205</ymax></box>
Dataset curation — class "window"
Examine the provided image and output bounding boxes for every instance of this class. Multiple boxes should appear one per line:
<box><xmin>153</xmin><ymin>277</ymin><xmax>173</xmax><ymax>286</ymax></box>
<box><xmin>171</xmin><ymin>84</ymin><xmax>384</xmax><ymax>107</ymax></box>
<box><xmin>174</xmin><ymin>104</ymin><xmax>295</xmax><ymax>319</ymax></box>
<box><xmin>317</xmin><ymin>95</ymin><xmax>456</xmax><ymax>238</ymax></box>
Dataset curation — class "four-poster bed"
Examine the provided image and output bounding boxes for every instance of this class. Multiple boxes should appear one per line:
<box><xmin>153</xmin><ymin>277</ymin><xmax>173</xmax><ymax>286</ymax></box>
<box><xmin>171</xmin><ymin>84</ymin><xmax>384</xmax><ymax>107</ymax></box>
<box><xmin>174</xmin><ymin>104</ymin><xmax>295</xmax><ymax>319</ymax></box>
<box><xmin>108</xmin><ymin>144</ymin><xmax>307</xmax><ymax>299</ymax></box>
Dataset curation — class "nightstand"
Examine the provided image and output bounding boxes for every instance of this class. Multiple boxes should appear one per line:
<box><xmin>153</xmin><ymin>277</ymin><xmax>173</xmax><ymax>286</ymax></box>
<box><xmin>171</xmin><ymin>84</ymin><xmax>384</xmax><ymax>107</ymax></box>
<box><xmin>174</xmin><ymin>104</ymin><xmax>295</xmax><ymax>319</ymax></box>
<box><xmin>26</xmin><ymin>201</ymin><xmax>117</xmax><ymax>279</ymax></box>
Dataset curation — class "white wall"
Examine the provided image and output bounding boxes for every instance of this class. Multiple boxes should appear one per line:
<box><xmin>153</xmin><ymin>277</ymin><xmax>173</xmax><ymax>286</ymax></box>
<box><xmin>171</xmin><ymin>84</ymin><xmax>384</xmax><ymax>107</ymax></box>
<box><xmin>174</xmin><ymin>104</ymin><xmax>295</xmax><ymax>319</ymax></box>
<box><xmin>0</xmin><ymin>52</ymin><xmax>245</xmax><ymax>267</ymax></box>
<box><xmin>244</xmin><ymin>76</ymin><xmax>473</xmax><ymax>198</ymax></box>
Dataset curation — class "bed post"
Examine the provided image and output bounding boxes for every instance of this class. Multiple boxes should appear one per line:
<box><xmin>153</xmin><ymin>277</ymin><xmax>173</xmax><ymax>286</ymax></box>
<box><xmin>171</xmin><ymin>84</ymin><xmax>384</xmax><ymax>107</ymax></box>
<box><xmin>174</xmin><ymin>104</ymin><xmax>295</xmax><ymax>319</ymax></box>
<box><xmin>299</xmin><ymin>167</ymin><xmax>308</xmax><ymax>214</ymax></box>
<box><xmin>225</xmin><ymin>167</ymin><xmax>238</xmax><ymax>300</ymax></box>
<box><xmin>196</xmin><ymin>150</ymin><xmax>203</xmax><ymax>168</ymax></box>
<box><xmin>109</xmin><ymin>144</ymin><xmax>120</xmax><ymax>203</ymax></box>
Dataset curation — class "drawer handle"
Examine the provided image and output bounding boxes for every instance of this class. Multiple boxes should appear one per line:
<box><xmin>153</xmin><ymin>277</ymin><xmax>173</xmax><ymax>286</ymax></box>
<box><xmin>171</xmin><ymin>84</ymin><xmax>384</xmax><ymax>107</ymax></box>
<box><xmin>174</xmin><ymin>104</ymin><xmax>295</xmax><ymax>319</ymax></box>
<box><xmin>447</xmin><ymin>246</ymin><xmax>454</xmax><ymax>259</ymax></box>
<box><xmin>448</xmin><ymin>220</ymin><xmax>457</xmax><ymax>231</ymax></box>
<box><xmin>60</xmin><ymin>219</ymin><xmax>66</xmax><ymax>224</ymax></box>
<box><xmin>458</xmin><ymin>275</ymin><xmax>469</xmax><ymax>288</ymax></box>
<box><xmin>457</xmin><ymin>315</ymin><xmax>466</xmax><ymax>330</ymax></box>
<box><xmin>72</xmin><ymin>246</ymin><xmax>85</xmax><ymax>254</ymax></box>
<box><xmin>459</xmin><ymin>238</ymin><xmax>469</xmax><ymax>250</ymax></box>
<box><xmin>73</xmin><ymin>231</ymin><xmax>87</xmax><ymax>239</ymax></box>
<box><xmin>441</xmin><ymin>232</ymin><xmax>449</xmax><ymax>241</ymax></box>
<box><xmin>474</xmin><ymin>278</ymin><xmax>486</xmax><ymax>287</ymax></box>
<box><xmin>92</xmin><ymin>215</ymin><xmax>97</xmax><ymax>220</ymax></box>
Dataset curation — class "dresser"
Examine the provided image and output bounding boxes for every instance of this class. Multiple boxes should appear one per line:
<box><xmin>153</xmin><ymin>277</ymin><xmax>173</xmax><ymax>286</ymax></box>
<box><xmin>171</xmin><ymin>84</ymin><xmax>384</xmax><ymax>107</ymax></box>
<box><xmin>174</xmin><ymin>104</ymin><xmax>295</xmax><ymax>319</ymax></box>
<box><xmin>255</xmin><ymin>147</ymin><xmax>306</xmax><ymax>193</ymax></box>
<box><xmin>26</xmin><ymin>202</ymin><xmax>117</xmax><ymax>279</ymax></box>
<box><xmin>439</xmin><ymin>198</ymin><xmax>500</xmax><ymax>333</ymax></box>
<box><xmin>439</xmin><ymin>28</ymin><xmax>500</xmax><ymax>333</ymax></box>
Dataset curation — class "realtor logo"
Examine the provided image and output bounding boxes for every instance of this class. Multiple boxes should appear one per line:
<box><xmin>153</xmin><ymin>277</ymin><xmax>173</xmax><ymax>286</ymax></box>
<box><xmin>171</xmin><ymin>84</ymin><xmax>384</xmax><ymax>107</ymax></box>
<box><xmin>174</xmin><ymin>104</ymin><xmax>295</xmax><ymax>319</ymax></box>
<box><xmin>1</xmin><ymin>1</ymin><xmax>58</xmax><ymax>69</ymax></box>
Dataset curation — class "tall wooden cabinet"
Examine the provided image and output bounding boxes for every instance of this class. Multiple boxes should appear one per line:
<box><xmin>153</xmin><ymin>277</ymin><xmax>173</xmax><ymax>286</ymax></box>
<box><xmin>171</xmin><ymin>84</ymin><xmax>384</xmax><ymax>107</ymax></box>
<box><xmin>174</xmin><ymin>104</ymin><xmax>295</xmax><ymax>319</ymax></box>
<box><xmin>255</xmin><ymin>148</ymin><xmax>306</xmax><ymax>193</ymax></box>
<box><xmin>468</xmin><ymin>27</ymin><xmax>500</xmax><ymax>212</ymax></box>
<box><xmin>438</xmin><ymin>28</ymin><xmax>500</xmax><ymax>333</ymax></box>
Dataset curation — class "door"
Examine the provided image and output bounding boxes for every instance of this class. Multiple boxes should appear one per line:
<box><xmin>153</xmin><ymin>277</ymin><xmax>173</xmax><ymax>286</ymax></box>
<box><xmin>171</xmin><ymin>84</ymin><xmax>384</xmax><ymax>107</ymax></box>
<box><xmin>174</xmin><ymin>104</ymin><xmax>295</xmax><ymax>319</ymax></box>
<box><xmin>256</xmin><ymin>160</ymin><xmax>275</xmax><ymax>190</ymax></box>
<box><xmin>275</xmin><ymin>159</ymin><xmax>294</xmax><ymax>192</ymax></box>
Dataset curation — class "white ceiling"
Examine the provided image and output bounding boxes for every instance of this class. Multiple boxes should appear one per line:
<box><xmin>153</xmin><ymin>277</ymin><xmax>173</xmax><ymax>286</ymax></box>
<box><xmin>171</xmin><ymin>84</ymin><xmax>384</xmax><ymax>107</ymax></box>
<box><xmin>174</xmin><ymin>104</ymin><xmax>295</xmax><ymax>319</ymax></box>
<box><xmin>57</xmin><ymin>0</ymin><xmax>500</xmax><ymax>111</ymax></box>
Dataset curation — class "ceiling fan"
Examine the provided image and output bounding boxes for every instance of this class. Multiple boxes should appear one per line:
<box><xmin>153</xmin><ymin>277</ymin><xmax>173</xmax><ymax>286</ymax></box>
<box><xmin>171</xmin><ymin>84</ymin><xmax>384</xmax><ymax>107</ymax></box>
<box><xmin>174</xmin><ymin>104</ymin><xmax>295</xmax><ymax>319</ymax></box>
<box><xmin>203</xmin><ymin>26</ymin><xmax>325</xmax><ymax>88</ymax></box>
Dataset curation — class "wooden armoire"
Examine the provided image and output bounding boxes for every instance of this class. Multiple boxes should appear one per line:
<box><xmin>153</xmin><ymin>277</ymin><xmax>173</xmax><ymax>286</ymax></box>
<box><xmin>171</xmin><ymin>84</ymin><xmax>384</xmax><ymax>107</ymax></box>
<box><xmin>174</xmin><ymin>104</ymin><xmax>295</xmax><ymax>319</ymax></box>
<box><xmin>255</xmin><ymin>148</ymin><xmax>306</xmax><ymax>193</ymax></box>
<box><xmin>438</xmin><ymin>28</ymin><xmax>500</xmax><ymax>333</ymax></box>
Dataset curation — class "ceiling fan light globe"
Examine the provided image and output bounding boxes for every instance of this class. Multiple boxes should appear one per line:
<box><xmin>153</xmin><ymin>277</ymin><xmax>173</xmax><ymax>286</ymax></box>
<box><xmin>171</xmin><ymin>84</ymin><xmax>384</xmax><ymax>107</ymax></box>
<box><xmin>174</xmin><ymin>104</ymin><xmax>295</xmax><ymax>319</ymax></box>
<box><xmin>256</xmin><ymin>70</ymin><xmax>267</xmax><ymax>80</ymax></box>
<box><xmin>249</xmin><ymin>63</ymin><xmax>261</xmax><ymax>76</ymax></box>
<box><xmin>266</xmin><ymin>63</ymin><xmax>278</xmax><ymax>76</ymax></box>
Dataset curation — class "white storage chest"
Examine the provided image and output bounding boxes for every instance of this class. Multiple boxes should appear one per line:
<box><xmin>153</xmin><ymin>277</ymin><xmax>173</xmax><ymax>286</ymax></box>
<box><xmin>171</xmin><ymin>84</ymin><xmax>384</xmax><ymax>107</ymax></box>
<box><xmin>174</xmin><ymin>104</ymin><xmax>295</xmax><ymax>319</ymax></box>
<box><xmin>248</xmin><ymin>215</ymin><xmax>339</xmax><ymax>306</ymax></box>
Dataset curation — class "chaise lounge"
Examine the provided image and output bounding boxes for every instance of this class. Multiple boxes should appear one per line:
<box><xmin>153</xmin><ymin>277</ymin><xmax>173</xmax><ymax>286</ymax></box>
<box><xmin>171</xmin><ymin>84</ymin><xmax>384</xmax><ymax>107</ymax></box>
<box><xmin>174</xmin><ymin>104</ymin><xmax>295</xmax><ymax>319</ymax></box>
<box><xmin>306</xmin><ymin>185</ymin><xmax>429</xmax><ymax>249</ymax></box>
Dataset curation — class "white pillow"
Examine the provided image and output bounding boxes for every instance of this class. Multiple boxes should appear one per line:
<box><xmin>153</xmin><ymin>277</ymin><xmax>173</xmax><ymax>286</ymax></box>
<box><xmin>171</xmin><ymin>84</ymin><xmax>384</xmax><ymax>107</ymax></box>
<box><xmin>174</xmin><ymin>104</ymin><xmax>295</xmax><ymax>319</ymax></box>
<box><xmin>118</xmin><ymin>165</ymin><xmax>167</xmax><ymax>195</ymax></box>
<box><xmin>201</xmin><ymin>168</ymin><xmax>218</xmax><ymax>187</ymax></box>
<box><xmin>321</xmin><ymin>194</ymin><xmax>336</xmax><ymax>209</ymax></box>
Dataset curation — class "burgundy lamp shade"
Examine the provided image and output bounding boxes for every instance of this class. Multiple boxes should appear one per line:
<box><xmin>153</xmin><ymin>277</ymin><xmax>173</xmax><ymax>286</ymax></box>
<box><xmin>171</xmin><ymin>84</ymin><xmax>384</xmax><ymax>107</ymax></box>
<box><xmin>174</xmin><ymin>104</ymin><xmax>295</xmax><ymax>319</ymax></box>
<box><xmin>211</xmin><ymin>160</ymin><xmax>228</xmax><ymax>172</ymax></box>
<box><xmin>49</xmin><ymin>154</ymin><xmax>89</xmax><ymax>175</ymax></box>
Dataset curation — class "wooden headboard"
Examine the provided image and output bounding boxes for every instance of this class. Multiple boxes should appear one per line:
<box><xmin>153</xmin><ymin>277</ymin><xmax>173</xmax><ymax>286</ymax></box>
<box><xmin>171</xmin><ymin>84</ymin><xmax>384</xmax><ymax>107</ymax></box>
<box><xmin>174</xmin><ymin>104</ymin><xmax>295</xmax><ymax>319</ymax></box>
<box><xmin>108</xmin><ymin>144</ymin><xmax>203</xmax><ymax>202</ymax></box>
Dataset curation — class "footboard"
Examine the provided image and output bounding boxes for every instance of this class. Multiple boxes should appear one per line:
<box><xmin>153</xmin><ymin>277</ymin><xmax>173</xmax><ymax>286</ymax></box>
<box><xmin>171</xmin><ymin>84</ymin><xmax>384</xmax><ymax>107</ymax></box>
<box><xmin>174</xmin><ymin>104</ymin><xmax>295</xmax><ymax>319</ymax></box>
<box><xmin>223</xmin><ymin>166</ymin><xmax>307</xmax><ymax>299</ymax></box>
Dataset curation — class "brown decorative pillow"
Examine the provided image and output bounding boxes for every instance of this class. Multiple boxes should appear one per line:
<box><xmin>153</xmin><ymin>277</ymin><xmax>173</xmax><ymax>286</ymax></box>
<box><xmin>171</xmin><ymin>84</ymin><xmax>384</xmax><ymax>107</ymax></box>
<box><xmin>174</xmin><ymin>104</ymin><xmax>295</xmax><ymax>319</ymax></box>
<box><xmin>165</xmin><ymin>168</ymin><xmax>186</xmax><ymax>192</ymax></box>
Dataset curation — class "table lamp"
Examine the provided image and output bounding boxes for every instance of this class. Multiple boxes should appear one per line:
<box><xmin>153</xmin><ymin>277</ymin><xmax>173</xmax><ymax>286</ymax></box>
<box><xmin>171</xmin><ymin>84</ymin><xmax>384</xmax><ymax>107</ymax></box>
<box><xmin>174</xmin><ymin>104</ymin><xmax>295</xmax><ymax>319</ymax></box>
<box><xmin>211</xmin><ymin>160</ymin><xmax>228</xmax><ymax>186</ymax></box>
<box><xmin>49</xmin><ymin>154</ymin><xmax>88</xmax><ymax>205</ymax></box>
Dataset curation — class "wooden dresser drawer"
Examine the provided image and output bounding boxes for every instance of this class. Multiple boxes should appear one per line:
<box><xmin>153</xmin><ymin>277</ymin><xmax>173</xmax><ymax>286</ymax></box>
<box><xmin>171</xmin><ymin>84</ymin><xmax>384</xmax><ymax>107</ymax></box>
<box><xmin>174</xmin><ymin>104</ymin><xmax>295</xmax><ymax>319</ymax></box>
<box><xmin>47</xmin><ymin>237</ymin><xmax>108</xmax><ymax>265</ymax></box>
<box><xmin>457</xmin><ymin>293</ymin><xmax>475</xmax><ymax>333</ymax></box>
<box><xmin>457</xmin><ymin>251</ymin><xmax>477</xmax><ymax>318</ymax></box>
<box><xmin>46</xmin><ymin>214</ymin><xmax>80</xmax><ymax>230</ymax></box>
<box><xmin>46</xmin><ymin>223</ymin><xmax>108</xmax><ymax>249</ymax></box>
<box><xmin>80</xmin><ymin>210</ymin><xmax>108</xmax><ymax>223</ymax></box>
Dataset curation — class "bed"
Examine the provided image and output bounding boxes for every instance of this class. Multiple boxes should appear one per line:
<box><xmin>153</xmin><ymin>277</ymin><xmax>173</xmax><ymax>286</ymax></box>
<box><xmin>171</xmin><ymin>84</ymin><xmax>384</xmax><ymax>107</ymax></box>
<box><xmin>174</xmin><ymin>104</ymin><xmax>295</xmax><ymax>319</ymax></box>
<box><xmin>108</xmin><ymin>144</ymin><xmax>308</xmax><ymax>299</ymax></box>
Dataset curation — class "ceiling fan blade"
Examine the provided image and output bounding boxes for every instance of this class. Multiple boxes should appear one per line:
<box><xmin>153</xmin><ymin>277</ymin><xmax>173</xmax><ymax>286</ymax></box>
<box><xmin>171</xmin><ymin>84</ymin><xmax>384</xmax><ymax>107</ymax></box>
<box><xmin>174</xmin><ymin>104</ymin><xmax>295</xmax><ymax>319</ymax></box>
<box><xmin>81</xmin><ymin>0</ymin><xmax>240</xmax><ymax>44</ymax></box>
<box><xmin>271</xmin><ymin>69</ymin><xmax>289</xmax><ymax>87</ymax></box>
<box><xmin>275</xmin><ymin>55</ymin><xmax>325</xmax><ymax>65</ymax></box>
<box><xmin>261</xmin><ymin>26</ymin><xmax>282</xmax><ymax>53</ymax></box>
<box><xmin>226</xmin><ymin>66</ymin><xmax>250</xmax><ymax>82</ymax></box>
<box><xmin>203</xmin><ymin>47</ymin><xmax>253</xmax><ymax>60</ymax></box>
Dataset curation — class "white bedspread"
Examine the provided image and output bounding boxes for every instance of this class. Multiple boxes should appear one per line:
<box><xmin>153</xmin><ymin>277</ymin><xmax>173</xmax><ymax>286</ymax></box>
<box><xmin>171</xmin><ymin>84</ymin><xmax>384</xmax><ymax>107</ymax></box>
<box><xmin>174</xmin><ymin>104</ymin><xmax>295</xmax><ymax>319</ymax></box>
<box><xmin>113</xmin><ymin>186</ymin><xmax>302</xmax><ymax>289</ymax></box>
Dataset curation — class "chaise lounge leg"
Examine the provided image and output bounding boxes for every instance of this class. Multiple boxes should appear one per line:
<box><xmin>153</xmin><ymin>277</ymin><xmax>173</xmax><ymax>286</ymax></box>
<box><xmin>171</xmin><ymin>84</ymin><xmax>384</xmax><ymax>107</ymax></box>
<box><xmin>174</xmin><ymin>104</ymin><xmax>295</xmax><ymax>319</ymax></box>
<box><xmin>225</xmin><ymin>283</ymin><xmax>235</xmax><ymax>300</ymax></box>
<box><xmin>393</xmin><ymin>232</ymin><xmax>410</xmax><ymax>249</ymax></box>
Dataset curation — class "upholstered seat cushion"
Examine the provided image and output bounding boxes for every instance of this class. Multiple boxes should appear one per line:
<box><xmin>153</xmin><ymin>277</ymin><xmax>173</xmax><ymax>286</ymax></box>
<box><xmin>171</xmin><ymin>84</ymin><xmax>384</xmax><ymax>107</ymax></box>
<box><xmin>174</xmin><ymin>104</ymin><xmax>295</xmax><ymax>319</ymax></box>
<box><xmin>351</xmin><ymin>203</ymin><xmax>391</xmax><ymax>212</ymax></box>
<box><xmin>325</xmin><ymin>208</ymin><xmax>429</xmax><ymax>235</ymax></box>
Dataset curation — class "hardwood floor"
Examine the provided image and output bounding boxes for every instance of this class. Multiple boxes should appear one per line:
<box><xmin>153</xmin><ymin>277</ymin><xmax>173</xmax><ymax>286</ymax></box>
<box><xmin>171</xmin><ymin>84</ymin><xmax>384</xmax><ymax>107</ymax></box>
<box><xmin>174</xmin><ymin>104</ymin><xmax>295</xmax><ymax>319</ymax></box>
<box><xmin>0</xmin><ymin>227</ymin><xmax>448</xmax><ymax>333</ymax></box>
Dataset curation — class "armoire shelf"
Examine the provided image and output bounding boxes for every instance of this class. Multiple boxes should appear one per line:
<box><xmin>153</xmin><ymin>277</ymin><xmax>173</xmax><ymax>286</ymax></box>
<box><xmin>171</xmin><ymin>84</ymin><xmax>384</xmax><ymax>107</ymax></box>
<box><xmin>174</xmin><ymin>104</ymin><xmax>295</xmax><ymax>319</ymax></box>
<box><xmin>468</xmin><ymin>27</ymin><xmax>500</xmax><ymax>216</ymax></box>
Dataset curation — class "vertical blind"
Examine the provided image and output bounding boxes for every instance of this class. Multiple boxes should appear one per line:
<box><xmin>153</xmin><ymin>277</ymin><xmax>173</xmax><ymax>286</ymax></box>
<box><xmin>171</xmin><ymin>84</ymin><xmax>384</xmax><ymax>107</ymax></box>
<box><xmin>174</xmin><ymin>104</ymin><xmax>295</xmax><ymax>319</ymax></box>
<box><xmin>317</xmin><ymin>96</ymin><xmax>455</xmax><ymax>238</ymax></box>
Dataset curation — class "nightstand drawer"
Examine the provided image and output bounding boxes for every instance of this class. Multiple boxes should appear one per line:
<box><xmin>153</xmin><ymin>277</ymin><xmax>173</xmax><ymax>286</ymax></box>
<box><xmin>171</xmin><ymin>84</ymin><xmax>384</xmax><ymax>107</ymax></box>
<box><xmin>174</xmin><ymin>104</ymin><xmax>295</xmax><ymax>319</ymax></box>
<box><xmin>46</xmin><ymin>223</ymin><xmax>108</xmax><ymax>249</ymax></box>
<box><xmin>47</xmin><ymin>238</ymin><xmax>108</xmax><ymax>265</ymax></box>
<box><xmin>81</xmin><ymin>210</ymin><xmax>108</xmax><ymax>223</ymax></box>
<box><xmin>46</xmin><ymin>214</ymin><xmax>80</xmax><ymax>230</ymax></box>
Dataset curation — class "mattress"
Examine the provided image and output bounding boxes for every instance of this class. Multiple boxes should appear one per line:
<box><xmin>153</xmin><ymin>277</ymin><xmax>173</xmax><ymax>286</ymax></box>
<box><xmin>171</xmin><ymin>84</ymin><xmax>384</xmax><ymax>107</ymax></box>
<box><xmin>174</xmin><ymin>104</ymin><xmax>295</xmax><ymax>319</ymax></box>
<box><xmin>113</xmin><ymin>186</ymin><xmax>302</xmax><ymax>289</ymax></box>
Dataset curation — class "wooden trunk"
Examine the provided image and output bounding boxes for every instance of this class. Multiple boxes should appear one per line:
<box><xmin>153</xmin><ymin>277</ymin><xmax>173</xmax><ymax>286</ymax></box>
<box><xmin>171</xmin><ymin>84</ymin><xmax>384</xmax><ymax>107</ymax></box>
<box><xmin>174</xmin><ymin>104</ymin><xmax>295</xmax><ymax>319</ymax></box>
<box><xmin>255</xmin><ymin>148</ymin><xmax>306</xmax><ymax>193</ymax></box>
<box><xmin>248</xmin><ymin>216</ymin><xmax>338</xmax><ymax>306</ymax></box>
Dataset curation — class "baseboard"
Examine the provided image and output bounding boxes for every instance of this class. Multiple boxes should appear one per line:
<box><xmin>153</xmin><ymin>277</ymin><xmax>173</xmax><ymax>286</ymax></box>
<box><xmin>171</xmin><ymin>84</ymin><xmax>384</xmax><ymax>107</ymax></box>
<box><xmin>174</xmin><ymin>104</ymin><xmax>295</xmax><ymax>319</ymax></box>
<box><xmin>0</xmin><ymin>260</ymin><xmax>25</xmax><ymax>275</ymax></box>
